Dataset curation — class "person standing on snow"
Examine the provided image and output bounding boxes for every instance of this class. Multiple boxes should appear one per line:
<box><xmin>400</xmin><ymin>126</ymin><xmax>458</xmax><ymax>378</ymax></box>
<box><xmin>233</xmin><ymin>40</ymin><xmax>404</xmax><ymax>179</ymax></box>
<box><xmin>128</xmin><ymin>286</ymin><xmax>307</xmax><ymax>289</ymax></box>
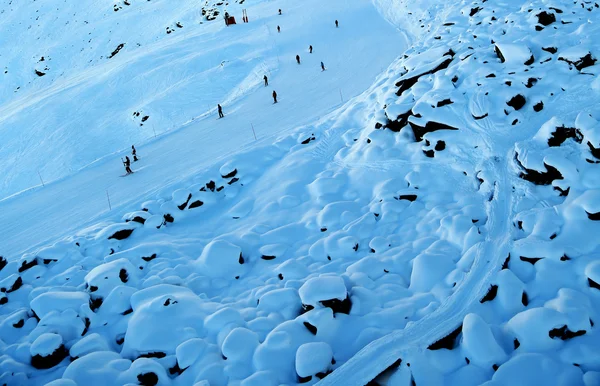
<box><xmin>277</xmin><ymin>25</ymin><xmax>281</xmax><ymax>33</ymax></box>
<box><xmin>278</xmin><ymin>9</ymin><xmax>282</xmax><ymax>15</ymax></box>
<box><xmin>309</xmin><ymin>45</ymin><xmax>313</xmax><ymax>54</ymax></box>
<box><xmin>132</xmin><ymin>145</ymin><xmax>138</xmax><ymax>162</ymax></box>
<box><xmin>123</xmin><ymin>156</ymin><xmax>133</xmax><ymax>174</ymax></box>
<box><xmin>218</xmin><ymin>104</ymin><xmax>224</xmax><ymax>118</ymax></box>
<box><xmin>264</xmin><ymin>75</ymin><xmax>268</xmax><ymax>86</ymax></box>
<box><xmin>321</xmin><ymin>61</ymin><xmax>326</xmax><ymax>71</ymax></box>
<box><xmin>296</xmin><ymin>54</ymin><xmax>301</xmax><ymax>64</ymax></box>
<box><xmin>272</xmin><ymin>90</ymin><xmax>278</xmax><ymax>104</ymax></box>
<box><xmin>335</xmin><ymin>20</ymin><xmax>339</xmax><ymax>27</ymax></box>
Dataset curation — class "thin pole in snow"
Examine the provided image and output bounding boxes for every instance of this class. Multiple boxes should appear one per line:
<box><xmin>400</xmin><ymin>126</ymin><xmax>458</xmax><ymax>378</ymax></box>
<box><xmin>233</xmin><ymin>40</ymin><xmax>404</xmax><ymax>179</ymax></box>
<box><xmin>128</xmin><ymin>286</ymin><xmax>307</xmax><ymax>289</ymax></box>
<box><xmin>153</xmin><ymin>124</ymin><xmax>157</xmax><ymax>139</ymax></box>
<box><xmin>37</xmin><ymin>170</ymin><xmax>45</xmax><ymax>187</ymax></box>
<box><xmin>339</xmin><ymin>89</ymin><xmax>344</xmax><ymax>103</ymax></box>
<box><xmin>251</xmin><ymin>123</ymin><xmax>257</xmax><ymax>140</ymax></box>
<box><xmin>106</xmin><ymin>190</ymin><xmax>112</xmax><ymax>211</ymax></box>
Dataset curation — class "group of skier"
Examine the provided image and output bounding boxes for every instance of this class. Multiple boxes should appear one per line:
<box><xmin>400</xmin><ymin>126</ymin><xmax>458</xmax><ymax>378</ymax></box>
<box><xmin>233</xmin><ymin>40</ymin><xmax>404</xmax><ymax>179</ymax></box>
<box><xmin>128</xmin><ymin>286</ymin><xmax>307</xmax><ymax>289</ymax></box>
<box><xmin>122</xmin><ymin>9</ymin><xmax>339</xmax><ymax>175</ymax></box>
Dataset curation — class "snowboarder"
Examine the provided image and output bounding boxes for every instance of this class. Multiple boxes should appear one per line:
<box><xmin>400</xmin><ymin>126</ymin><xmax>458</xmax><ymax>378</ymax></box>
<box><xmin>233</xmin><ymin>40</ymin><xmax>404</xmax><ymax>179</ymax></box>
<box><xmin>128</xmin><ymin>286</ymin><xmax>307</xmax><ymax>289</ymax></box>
<box><xmin>264</xmin><ymin>75</ymin><xmax>268</xmax><ymax>86</ymax></box>
<box><xmin>272</xmin><ymin>90</ymin><xmax>278</xmax><ymax>104</ymax></box>
<box><xmin>321</xmin><ymin>61</ymin><xmax>326</xmax><ymax>71</ymax></box>
<box><xmin>335</xmin><ymin>20</ymin><xmax>339</xmax><ymax>27</ymax></box>
<box><xmin>218</xmin><ymin>104</ymin><xmax>224</xmax><ymax>118</ymax></box>
<box><xmin>277</xmin><ymin>25</ymin><xmax>281</xmax><ymax>33</ymax></box>
<box><xmin>296</xmin><ymin>54</ymin><xmax>301</xmax><ymax>64</ymax></box>
<box><xmin>309</xmin><ymin>45</ymin><xmax>313</xmax><ymax>54</ymax></box>
<box><xmin>132</xmin><ymin>145</ymin><xmax>138</xmax><ymax>162</ymax></box>
<box><xmin>123</xmin><ymin>156</ymin><xmax>133</xmax><ymax>174</ymax></box>
<box><xmin>278</xmin><ymin>9</ymin><xmax>282</xmax><ymax>15</ymax></box>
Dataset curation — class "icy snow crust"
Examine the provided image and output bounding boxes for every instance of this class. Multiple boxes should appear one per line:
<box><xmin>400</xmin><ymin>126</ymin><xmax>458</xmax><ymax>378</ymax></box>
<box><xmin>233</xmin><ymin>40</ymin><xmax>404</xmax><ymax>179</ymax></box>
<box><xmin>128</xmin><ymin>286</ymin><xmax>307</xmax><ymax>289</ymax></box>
<box><xmin>1</xmin><ymin>0</ymin><xmax>600</xmax><ymax>384</ymax></box>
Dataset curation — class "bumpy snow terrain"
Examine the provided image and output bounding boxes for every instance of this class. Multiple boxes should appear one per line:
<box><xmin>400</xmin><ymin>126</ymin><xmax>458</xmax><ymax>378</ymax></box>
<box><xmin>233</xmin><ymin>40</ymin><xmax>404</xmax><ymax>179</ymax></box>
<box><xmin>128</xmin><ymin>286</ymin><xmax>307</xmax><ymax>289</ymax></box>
<box><xmin>1</xmin><ymin>0</ymin><xmax>600</xmax><ymax>384</ymax></box>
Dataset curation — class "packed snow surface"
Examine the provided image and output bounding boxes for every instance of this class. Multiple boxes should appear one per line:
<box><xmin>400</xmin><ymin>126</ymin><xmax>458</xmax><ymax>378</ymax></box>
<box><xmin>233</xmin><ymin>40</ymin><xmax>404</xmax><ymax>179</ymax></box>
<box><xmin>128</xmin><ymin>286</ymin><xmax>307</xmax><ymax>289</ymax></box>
<box><xmin>1</xmin><ymin>0</ymin><xmax>600</xmax><ymax>384</ymax></box>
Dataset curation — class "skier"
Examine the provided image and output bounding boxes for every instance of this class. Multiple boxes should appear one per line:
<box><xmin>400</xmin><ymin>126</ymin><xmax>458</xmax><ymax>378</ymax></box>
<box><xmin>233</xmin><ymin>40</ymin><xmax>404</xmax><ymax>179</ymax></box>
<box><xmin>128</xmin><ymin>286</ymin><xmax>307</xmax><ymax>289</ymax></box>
<box><xmin>123</xmin><ymin>156</ymin><xmax>133</xmax><ymax>174</ymax></box>
<box><xmin>296</xmin><ymin>54</ymin><xmax>301</xmax><ymax>64</ymax></box>
<box><xmin>309</xmin><ymin>45</ymin><xmax>313</xmax><ymax>54</ymax></box>
<box><xmin>272</xmin><ymin>90</ymin><xmax>278</xmax><ymax>104</ymax></box>
<box><xmin>335</xmin><ymin>20</ymin><xmax>339</xmax><ymax>28</ymax></box>
<box><xmin>277</xmin><ymin>25</ymin><xmax>280</xmax><ymax>33</ymax></box>
<box><xmin>264</xmin><ymin>75</ymin><xmax>268</xmax><ymax>86</ymax></box>
<box><xmin>132</xmin><ymin>145</ymin><xmax>138</xmax><ymax>162</ymax></box>
<box><xmin>218</xmin><ymin>104</ymin><xmax>224</xmax><ymax>118</ymax></box>
<box><xmin>321</xmin><ymin>61</ymin><xmax>326</xmax><ymax>71</ymax></box>
<box><xmin>278</xmin><ymin>9</ymin><xmax>282</xmax><ymax>15</ymax></box>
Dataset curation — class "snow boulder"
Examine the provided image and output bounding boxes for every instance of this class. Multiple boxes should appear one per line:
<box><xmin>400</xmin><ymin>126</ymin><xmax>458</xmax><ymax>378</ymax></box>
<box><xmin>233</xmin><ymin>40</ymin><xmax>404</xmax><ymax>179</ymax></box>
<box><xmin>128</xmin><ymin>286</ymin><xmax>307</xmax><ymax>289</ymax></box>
<box><xmin>30</xmin><ymin>291</ymin><xmax>89</xmax><ymax>319</ymax></box>
<box><xmin>69</xmin><ymin>333</ymin><xmax>110</xmax><ymax>359</ymax></box>
<box><xmin>299</xmin><ymin>276</ymin><xmax>351</xmax><ymax>314</ymax></box>
<box><xmin>495</xmin><ymin>43</ymin><xmax>534</xmax><ymax>65</ymax></box>
<box><xmin>506</xmin><ymin>307</ymin><xmax>569</xmax><ymax>351</ymax></box>
<box><xmin>222</xmin><ymin>327</ymin><xmax>259</xmax><ymax>361</ymax></box>
<box><xmin>85</xmin><ymin>258</ymin><xmax>139</xmax><ymax>300</ymax></box>
<box><xmin>295</xmin><ymin>342</ymin><xmax>333</xmax><ymax>380</ymax></box>
<box><xmin>585</xmin><ymin>261</ymin><xmax>600</xmax><ymax>290</ymax></box>
<box><xmin>63</xmin><ymin>351</ymin><xmax>130</xmax><ymax>385</ymax></box>
<box><xmin>196</xmin><ymin>240</ymin><xmax>245</xmax><ymax>279</ymax></box>
<box><xmin>30</xmin><ymin>333</ymin><xmax>68</xmax><ymax>369</ymax></box>
<box><xmin>483</xmin><ymin>353</ymin><xmax>584</xmax><ymax>386</ymax></box>
<box><xmin>461</xmin><ymin>313</ymin><xmax>506</xmax><ymax>367</ymax></box>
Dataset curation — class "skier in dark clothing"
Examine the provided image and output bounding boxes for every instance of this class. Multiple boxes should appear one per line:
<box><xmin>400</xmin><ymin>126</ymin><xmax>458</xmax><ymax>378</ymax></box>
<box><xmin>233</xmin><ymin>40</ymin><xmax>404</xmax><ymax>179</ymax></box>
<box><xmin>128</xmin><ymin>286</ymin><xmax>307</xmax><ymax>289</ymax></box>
<box><xmin>321</xmin><ymin>61</ymin><xmax>326</xmax><ymax>71</ymax></box>
<box><xmin>278</xmin><ymin>9</ymin><xmax>282</xmax><ymax>15</ymax></box>
<box><xmin>123</xmin><ymin>156</ymin><xmax>133</xmax><ymax>174</ymax></box>
<box><xmin>132</xmin><ymin>145</ymin><xmax>138</xmax><ymax>162</ymax></box>
<box><xmin>218</xmin><ymin>104</ymin><xmax>224</xmax><ymax>118</ymax></box>
<box><xmin>296</xmin><ymin>54</ymin><xmax>301</xmax><ymax>64</ymax></box>
<box><xmin>309</xmin><ymin>45</ymin><xmax>313</xmax><ymax>53</ymax></box>
<box><xmin>335</xmin><ymin>20</ymin><xmax>339</xmax><ymax>27</ymax></box>
<box><xmin>264</xmin><ymin>75</ymin><xmax>268</xmax><ymax>86</ymax></box>
<box><xmin>272</xmin><ymin>90</ymin><xmax>278</xmax><ymax>103</ymax></box>
<box><xmin>277</xmin><ymin>25</ymin><xmax>281</xmax><ymax>33</ymax></box>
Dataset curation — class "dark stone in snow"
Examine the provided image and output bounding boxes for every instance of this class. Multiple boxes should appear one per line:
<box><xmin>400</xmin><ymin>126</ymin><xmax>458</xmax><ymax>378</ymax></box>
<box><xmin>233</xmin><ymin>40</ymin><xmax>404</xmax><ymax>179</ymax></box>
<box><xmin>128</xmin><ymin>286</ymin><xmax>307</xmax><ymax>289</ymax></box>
<box><xmin>35</xmin><ymin>69</ymin><xmax>46</xmax><ymax>77</ymax></box>
<box><xmin>89</xmin><ymin>297</ymin><xmax>103</xmax><ymax>311</ymax></box>
<box><xmin>303</xmin><ymin>321</ymin><xmax>318</xmax><ymax>335</ymax></box>
<box><xmin>177</xmin><ymin>193</ymin><xmax>192</xmax><ymax>210</ymax></box>
<box><xmin>423</xmin><ymin>149</ymin><xmax>435</xmax><ymax>158</ymax></box>
<box><xmin>142</xmin><ymin>253</ymin><xmax>157</xmax><ymax>262</ymax></box>
<box><xmin>298</xmin><ymin>375</ymin><xmax>312</xmax><ymax>383</ymax></box>
<box><xmin>119</xmin><ymin>268</ymin><xmax>129</xmax><ymax>283</ymax></box>
<box><xmin>31</xmin><ymin>345</ymin><xmax>68</xmax><ymax>369</ymax></box>
<box><xmin>515</xmin><ymin>153</ymin><xmax>563</xmax><ymax>185</ymax></box>
<box><xmin>0</xmin><ymin>296</ymin><xmax>7</xmax><ymax>305</ymax></box>
<box><xmin>398</xmin><ymin>194</ymin><xmax>417</xmax><ymax>201</ymax></box>
<box><xmin>163</xmin><ymin>214</ymin><xmax>174</xmax><ymax>223</ymax></box>
<box><xmin>6</xmin><ymin>276</ymin><xmax>23</xmax><ymax>293</ymax></box>
<box><xmin>507</xmin><ymin>94</ymin><xmax>526</xmax><ymax>110</ymax></box>
<box><xmin>0</xmin><ymin>256</ymin><xmax>6</xmax><ymax>272</ymax></box>
<box><xmin>525</xmin><ymin>78</ymin><xmax>537</xmax><ymax>88</ymax></box>
<box><xmin>18</xmin><ymin>258</ymin><xmax>38</xmax><ymax>273</ymax></box>
<box><xmin>586</xmin><ymin>211</ymin><xmax>600</xmax><ymax>221</ymax></box>
<box><xmin>542</xmin><ymin>47</ymin><xmax>557</xmax><ymax>54</ymax></box>
<box><xmin>514</xmin><ymin>338</ymin><xmax>520</xmax><ymax>349</ymax></box>
<box><xmin>108</xmin><ymin>228</ymin><xmax>134</xmax><ymax>240</ymax></box>
<box><xmin>520</xmin><ymin>256</ymin><xmax>543</xmax><ymax>265</ymax></box>
<box><xmin>108</xmin><ymin>43</ymin><xmax>125</xmax><ymax>59</ymax></box>
<box><xmin>409</xmin><ymin>120</ymin><xmax>458</xmax><ymax>142</ymax></box>
<box><xmin>396</xmin><ymin>56</ymin><xmax>453</xmax><ymax>96</ymax></box>
<box><xmin>189</xmin><ymin>200</ymin><xmax>204</xmax><ymax>209</ymax></box>
<box><xmin>131</xmin><ymin>216</ymin><xmax>146</xmax><ymax>224</ymax></box>
<box><xmin>470</xmin><ymin>7</ymin><xmax>481</xmax><ymax>16</ymax></box>
<box><xmin>533</xmin><ymin>102</ymin><xmax>544</xmax><ymax>112</ymax></box>
<box><xmin>548</xmin><ymin>126</ymin><xmax>582</xmax><ymax>147</ymax></box>
<box><xmin>502</xmin><ymin>254</ymin><xmax>510</xmax><ymax>270</ymax></box>
<box><xmin>480</xmin><ymin>285</ymin><xmax>498</xmax><ymax>303</ymax></box>
<box><xmin>428</xmin><ymin>324</ymin><xmax>462</xmax><ymax>350</ymax></box>
<box><xmin>587</xmin><ymin>142</ymin><xmax>600</xmax><ymax>159</ymax></box>
<box><xmin>436</xmin><ymin>99</ymin><xmax>453</xmax><ymax>107</ymax></box>
<box><xmin>549</xmin><ymin>325</ymin><xmax>586</xmax><ymax>340</ymax></box>
<box><xmin>558</xmin><ymin>53</ymin><xmax>597</xmax><ymax>71</ymax></box>
<box><xmin>221</xmin><ymin>168</ymin><xmax>237</xmax><ymax>179</ymax></box>
<box><xmin>138</xmin><ymin>352</ymin><xmax>167</xmax><ymax>359</ymax></box>
<box><xmin>13</xmin><ymin>319</ymin><xmax>25</xmax><ymax>328</ymax></box>
<box><xmin>521</xmin><ymin>291</ymin><xmax>529</xmax><ymax>306</ymax></box>
<box><xmin>435</xmin><ymin>140</ymin><xmax>446</xmax><ymax>151</ymax></box>
<box><xmin>589</xmin><ymin>278</ymin><xmax>600</xmax><ymax>290</ymax></box>
<box><xmin>385</xmin><ymin>109</ymin><xmax>413</xmax><ymax>132</ymax></box>
<box><xmin>137</xmin><ymin>372</ymin><xmax>159</xmax><ymax>386</ymax></box>
<box><xmin>261</xmin><ymin>255</ymin><xmax>276</xmax><ymax>260</ymax></box>
<box><xmin>537</xmin><ymin>11</ymin><xmax>556</xmax><ymax>26</ymax></box>
<box><xmin>206</xmin><ymin>181</ymin><xmax>216</xmax><ymax>192</ymax></box>
<box><xmin>320</xmin><ymin>295</ymin><xmax>352</xmax><ymax>314</ymax></box>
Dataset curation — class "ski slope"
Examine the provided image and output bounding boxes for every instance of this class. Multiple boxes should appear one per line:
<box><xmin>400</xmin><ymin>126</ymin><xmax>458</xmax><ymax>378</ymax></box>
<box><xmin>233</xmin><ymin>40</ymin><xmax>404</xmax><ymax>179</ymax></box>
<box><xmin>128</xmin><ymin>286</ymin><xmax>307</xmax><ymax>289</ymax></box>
<box><xmin>2</xmin><ymin>0</ymin><xmax>600</xmax><ymax>384</ymax></box>
<box><xmin>0</xmin><ymin>0</ymin><xmax>407</xmax><ymax>257</ymax></box>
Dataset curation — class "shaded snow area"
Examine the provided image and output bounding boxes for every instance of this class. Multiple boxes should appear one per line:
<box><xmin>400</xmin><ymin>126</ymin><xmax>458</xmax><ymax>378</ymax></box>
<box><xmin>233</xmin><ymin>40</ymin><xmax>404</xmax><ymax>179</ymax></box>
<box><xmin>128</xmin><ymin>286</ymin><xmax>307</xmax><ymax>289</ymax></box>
<box><xmin>1</xmin><ymin>0</ymin><xmax>600</xmax><ymax>384</ymax></box>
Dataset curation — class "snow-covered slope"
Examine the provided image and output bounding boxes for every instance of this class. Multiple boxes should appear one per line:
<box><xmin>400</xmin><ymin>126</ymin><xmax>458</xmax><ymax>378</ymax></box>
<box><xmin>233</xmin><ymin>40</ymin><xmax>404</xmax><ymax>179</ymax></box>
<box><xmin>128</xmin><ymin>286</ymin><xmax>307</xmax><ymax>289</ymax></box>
<box><xmin>2</xmin><ymin>0</ymin><xmax>600</xmax><ymax>384</ymax></box>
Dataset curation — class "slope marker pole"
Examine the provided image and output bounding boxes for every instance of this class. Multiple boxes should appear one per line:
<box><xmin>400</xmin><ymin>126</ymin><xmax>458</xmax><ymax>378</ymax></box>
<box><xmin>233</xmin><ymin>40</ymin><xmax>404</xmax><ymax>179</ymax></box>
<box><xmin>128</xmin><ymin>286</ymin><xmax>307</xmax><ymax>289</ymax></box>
<box><xmin>106</xmin><ymin>190</ymin><xmax>112</xmax><ymax>211</ymax></box>
<box><xmin>251</xmin><ymin>123</ymin><xmax>257</xmax><ymax>141</ymax></box>
<box><xmin>339</xmin><ymin>89</ymin><xmax>344</xmax><ymax>103</ymax></box>
<box><xmin>37</xmin><ymin>170</ymin><xmax>45</xmax><ymax>187</ymax></box>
